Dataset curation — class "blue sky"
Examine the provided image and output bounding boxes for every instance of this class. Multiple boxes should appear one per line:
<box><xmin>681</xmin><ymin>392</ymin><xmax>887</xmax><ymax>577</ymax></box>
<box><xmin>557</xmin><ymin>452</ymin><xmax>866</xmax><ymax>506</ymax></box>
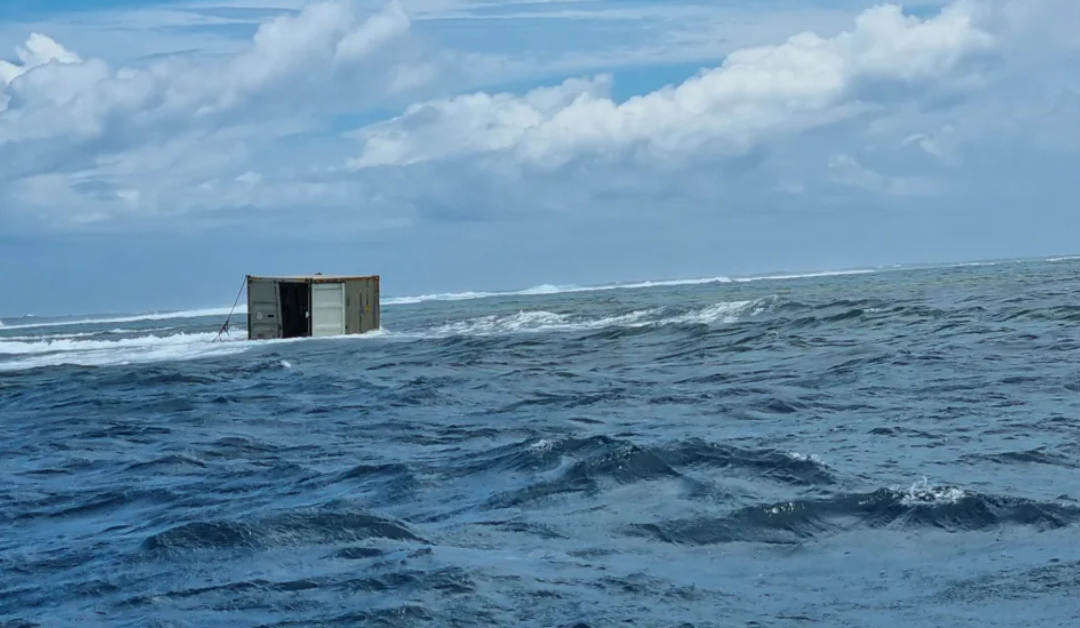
<box><xmin>1</xmin><ymin>0</ymin><xmax>1079</xmax><ymax>317</ymax></box>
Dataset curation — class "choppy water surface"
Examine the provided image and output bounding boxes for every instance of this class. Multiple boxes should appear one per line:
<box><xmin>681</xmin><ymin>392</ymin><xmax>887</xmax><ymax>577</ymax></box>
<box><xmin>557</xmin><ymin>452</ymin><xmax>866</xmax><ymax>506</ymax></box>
<box><xmin>4</xmin><ymin>259</ymin><xmax>1080</xmax><ymax>626</ymax></box>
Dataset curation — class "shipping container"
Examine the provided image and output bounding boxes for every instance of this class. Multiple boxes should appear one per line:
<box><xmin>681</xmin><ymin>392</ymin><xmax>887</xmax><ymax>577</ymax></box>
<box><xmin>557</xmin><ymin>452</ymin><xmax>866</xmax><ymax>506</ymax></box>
<box><xmin>245</xmin><ymin>274</ymin><xmax>379</xmax><ymax>340</ymax></box>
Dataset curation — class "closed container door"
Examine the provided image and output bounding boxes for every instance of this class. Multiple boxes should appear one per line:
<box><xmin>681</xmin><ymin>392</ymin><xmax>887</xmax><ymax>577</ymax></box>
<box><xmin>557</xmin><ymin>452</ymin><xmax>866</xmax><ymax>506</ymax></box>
<box><xmin>247</xmin><ymin>279</ymin><xmax>281</xmax><ymax>339</ymax></box>
<box><xmin>311</xmin><ymin>283</ymin><xmax>345</xmax><ymax>337</ymax></box>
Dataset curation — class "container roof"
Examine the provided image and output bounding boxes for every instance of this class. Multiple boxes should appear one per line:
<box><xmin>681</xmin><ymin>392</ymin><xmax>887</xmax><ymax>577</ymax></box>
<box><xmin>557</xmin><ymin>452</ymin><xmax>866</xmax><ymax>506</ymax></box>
<box><xmin>247</xmin><ymin>274</ymin><xmax>378</xmax><ymax>283</ymax></box>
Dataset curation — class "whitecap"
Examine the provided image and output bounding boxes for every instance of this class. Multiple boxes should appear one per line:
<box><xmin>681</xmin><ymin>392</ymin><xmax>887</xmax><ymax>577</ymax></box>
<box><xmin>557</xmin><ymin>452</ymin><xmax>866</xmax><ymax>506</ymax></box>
<box><xmin>0</xmin><ymin>307</ymin><xmax>241</xmax><ymax>331</ymax></box>
<box><xmin>419</xmin><ymin>298</ymin><xmax>769</xmax><ymax>338</ymax></box>
<box><xmin>897</xmin><ymin>477</ymin><xmax>966</xmax><ymax>506</ymax></box>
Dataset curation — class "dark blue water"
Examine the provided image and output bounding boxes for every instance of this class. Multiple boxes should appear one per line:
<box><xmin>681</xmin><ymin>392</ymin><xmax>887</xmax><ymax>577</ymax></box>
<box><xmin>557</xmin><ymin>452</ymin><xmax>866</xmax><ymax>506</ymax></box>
<box><xmin>4</xmin><ymin>259</ymin><xmax>1080</xmax><ymax>627</ymax></box>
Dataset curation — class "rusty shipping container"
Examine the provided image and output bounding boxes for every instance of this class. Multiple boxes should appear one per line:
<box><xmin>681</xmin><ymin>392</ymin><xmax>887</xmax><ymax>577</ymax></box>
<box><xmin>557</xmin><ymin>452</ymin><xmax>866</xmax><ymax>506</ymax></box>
<box><xmin>246</xmin><ymin>274</ymin><xmax>380</xmax><ymax>340</ymax></box>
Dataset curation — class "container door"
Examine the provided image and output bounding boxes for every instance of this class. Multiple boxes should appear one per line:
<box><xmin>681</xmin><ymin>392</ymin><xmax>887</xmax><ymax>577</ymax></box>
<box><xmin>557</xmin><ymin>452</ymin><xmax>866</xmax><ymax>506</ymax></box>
<box><xmin>278</xmin><ymin>282</ymin><xmax>310</xmax><ymax>338</ymax></box>
<box><xmin>247</xmin><ymin>278</ymin><xmax>281</xmax><ymax>340</ymax></box>
<box><xmin>310</xmin><ymin>282</ymin><xmax>345</xmax><ymax>337</ymax></box>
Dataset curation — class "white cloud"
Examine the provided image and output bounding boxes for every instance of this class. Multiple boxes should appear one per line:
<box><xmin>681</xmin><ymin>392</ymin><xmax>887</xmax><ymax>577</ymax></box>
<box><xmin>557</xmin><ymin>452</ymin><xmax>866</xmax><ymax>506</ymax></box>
<box><xmin>0</xmin><ymin>0</ymin><xmax>1077</xmax><ymax>235</ymax></box>
<box><xmin>0</xmin><ymin>0</ymin><xmax>470</xmax><ymax>225</ymax></box>
<box><xmin>0</xmin><ymin>1</ymin><xmax>419</xmax><ymax>141</ymax></box>
<box><xmin>0</xmin><ymin>32</ymin><xmax>81</xmax><ymax>85</ymax></box>
<box><xmin>348</xmin><ymin>2</ymin><xmax>995</xmax><ymax>171</ymax></box>
<box><xmin>0</xmin><ymin>1</ymin><xmax>909</xmax><ymax>104</ymax></box>
<box><xmin>212</xmin><ymin>0</ymin><xmax>412</xmax><ymax>109</ymax></box>
<box><xmin>348</xmin><ymin>75</ymin><xmax>615</xmax><ymax>168</ymax></box>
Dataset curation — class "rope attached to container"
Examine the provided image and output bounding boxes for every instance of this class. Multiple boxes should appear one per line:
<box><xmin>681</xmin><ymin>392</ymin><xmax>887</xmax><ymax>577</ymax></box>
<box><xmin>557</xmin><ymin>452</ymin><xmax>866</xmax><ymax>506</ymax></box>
<box><xmin>213</xmin><ymin>277</ymin><xmax>246</xmax><ymax>342</ymax></box>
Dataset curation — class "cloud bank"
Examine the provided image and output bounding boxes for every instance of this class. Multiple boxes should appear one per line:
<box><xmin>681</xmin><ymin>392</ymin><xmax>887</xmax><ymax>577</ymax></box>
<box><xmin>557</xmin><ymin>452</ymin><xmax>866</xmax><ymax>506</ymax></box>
<box><xmin>0</xmin><ymin>0</ymin><xmax>476</xmax><ymax>226</ymax></box>
<box><xmin>0</xmin><ymin>0</ymin><xmax>1077</xmax><ymax>232</ymax></box>
<box><xmin>350</xmin><ymin>3</ymin><xmax>995</xmax><ymax>170</ymax></box>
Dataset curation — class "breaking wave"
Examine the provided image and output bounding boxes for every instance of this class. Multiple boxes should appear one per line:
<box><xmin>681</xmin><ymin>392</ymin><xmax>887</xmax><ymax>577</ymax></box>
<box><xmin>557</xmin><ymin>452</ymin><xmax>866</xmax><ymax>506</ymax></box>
<box><xmin>628</xmin><ymin>478</ymin><xmax>1080</xmax><ymax>546</ymax></box>
<box><xmin>425</xmin><ymin>299</ymin><xmax>767</xmax><ymax>337</ymax></box>
<box><xmin>0</xmin><ymin>332</ymin><xmax>251</xmax><ymax>372</ymax></box>
<box><xmin>1</xmin><ymin>268</ymin><xmax>874</xmax><ymax>332</ymax></box>
<box><xmin>0</xmin><ymin>297</ymin><xmax>771</xmax><ymax>372</ymax></box>
<box><xmin>0</xmin><ymin>307</ymin><xmax>238</xmax><ymax>331</ymax></box>
<box><xmin>377</xmin><ymin>270</ymin><xmax>874</xmax><ymax>306</ymax></box>
<box><xmin>0</xmin><ymin>331</ymin><xmax>227</xmax><ymax>357</ymax></box>
<box><xmin>11</xmin><ymin>256</ymin><xmax>1080</xmax><ymax>332</ymax></box>
<box><xmin>443</xmin><ymin>435</ymin><xmax>838</xmax><ymax>513</ymax></box>
<box><xmin>143</xmin><ymin>508</ymin><xmax>426</xmax><ymax>554</ymax></box>
<box><xmin>384</xmin><ymin>278</ymin><xmax>738</xmax><ymax>306</ymax></box>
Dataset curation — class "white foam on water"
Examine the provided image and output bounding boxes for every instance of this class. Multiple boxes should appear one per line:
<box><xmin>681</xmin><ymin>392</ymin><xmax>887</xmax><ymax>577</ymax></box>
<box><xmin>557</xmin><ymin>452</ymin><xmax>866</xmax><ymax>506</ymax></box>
<box><xmin>897</xmin><ymin>477</ymin><xmax>967</xmax><ymax>506</ymax></box>
<box><xmin>385</xmin><ymin>291</ymin><xmax>500</xmax><ymax>305</ymax></box>
<box><xmin>0</xmin><ymin>331</ymin><xmax>248</xmax><ymax>357</ymax></box>
<box><xmin>732</xmin><ymin>269</ymin><xmax>875</xmax><ymax>282</ymax></box>
<box><xmin>0</xmin><ymin>332</ymin><xmax>250</xmax><ymax>372</ymax></box>
<box><xmin>2</xmin><ymin>331</ymin><xmax>104</xmax><ymax>342</ymax></box>
<box><xmin>425</xmin><ymin>308</ymin><xmax>662</xmax><ymax>337</ymax></box>
<box><xmin>0</xmin><ymin>327</ymin><xmax>397</xmax><ymax>373</ymax></box>
<box><xmin>3</xmin><ymin>267</ymin><xmax>875</xmax><ymax>332</ymax></box>
<box><xmin>786</xmin><ymin>452</ymin><xmax>824</xmax><ymax>464</ymax></box>
<box><xmin>0</xmin><ymin>295</ymin><xmax>770</xmax><ymax>371</ymax></box>
<box><xmin>382</xmin><ymin>278</ymin><xmax>735</xmax><ymax>306</ymax></box>
<box><xmin>0</xmin><ymin>307</ymin><xmax>240</xmax><ymax>331</ymax></box>
<box><xmin>766</xmin><ymin>501</ymin><xmax>798</xmax><ymax>515</ymax></box>
<box><xmin>529</xmin><ymin>439</ymin><xmax>554</xmax><ymax>452</ymax></box>
<box><xmin>0</xmin><ymin>326</ymin><xmax>180</xmax><ymax>343</ymax></box>
<box><xmin>422</xmin><ymin>299</ymin><xmax>766</xmax><ymax>338</ymax></box>
<box><xmin>382</xmin><ymin>269</ymin><xmax>876</xmax><ymax>306</ymax></box>
<box><xmin>662</xmin><ymin>300</ymin><xmax>760</xmax><ymax>326</ymax></box>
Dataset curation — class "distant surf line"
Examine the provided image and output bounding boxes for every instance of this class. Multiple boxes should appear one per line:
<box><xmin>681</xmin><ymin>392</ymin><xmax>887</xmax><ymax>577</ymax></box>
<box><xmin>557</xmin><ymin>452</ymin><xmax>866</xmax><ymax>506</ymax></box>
<box><xmin>3</xmin><ymin>254</ymin><xmax>1074</xmax><ymax>331</ymax></box>
<box><xmin>0</xmin><ymin>268</ymin><xmax>874</xmax><ymax>331</ymax></box>
<box><xmin>0</xmin><ymin>296</ymin><xmax>769</xmax><ymax>371</ymax></box>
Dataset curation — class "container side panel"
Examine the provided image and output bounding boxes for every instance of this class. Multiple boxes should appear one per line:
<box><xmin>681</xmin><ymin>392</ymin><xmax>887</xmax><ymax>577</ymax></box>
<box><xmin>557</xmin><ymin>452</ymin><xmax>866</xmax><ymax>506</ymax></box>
<box><xmin>248</xmin><ymin>278</ymin><xmax>282</xmax><ymax>339</ymax></box>
<box><xmin>374</xmin><ymin>276</ymin><xmax>380</xmax><ymax>330</ymax></box>
<box><xmin>344</xmin><ymin>279</ymin><xmax>362</xmax><ymax>335</ymax></box>
<box><xmin>360</xmin><ymin>277</ymin><xmax>379</xmax><ymax>333</ymax></box>
<box><xmin>311</xmin><ymin>282</ymin><xmax>345</xmax><ymax>337</ymax></box>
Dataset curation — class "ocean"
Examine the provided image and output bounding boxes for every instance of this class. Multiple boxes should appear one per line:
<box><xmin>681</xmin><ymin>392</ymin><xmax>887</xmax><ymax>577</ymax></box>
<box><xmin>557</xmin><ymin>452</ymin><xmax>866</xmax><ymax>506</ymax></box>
<box><xmin>3</xmin><ymin>257</ymin><xmax>1080</xmax><ymax>627</ymax></box>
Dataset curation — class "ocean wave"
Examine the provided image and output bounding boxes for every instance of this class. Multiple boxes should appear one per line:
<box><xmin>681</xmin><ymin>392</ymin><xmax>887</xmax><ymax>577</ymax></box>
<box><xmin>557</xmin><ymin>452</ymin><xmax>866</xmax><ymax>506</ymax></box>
<box><xmin>314</xmin><ymin>271</ymin><xmax>877</xmax><ymax>307</ymax></box>
<box><xmin>482</xmin><ymin>441</ymin><xmax>686</xmax><ymax>510</ymax></box>
<box><xmin>7</xmin><ymin>282</ymin><xmax>1057</xmax><ymax>374</ymax></box>
<box><xmin>15</xmin><ymin>258</ymin><xmax>1080</xmax><ymax>331</ymax></box>
<box><xmin>0</xmin><ymin>331</ymin><xmax>228</xmax><ymax>357</ymax></box>
<box><xmin>1</xmin><ymin>269</ymin><xmax>875</xmax><ymax>331</ymax></box>
<box><xmin>143</xmin><ymin>508</ymin><xmax>425</xmax><ymax>553</ymax></box>
<box><xmin>425</xmin><ymin>308</ymin><xmax>664</xmax><ymax>337</ymax></box>
<box><xmin>383</xmin><ymin>278</ymin><xmax>736</xmax><ymax>306</ymax></box>
<box><xmin>0</xmin><ymin>332</ymin><xmax>251</xmax><ymax>372</ymax></box>
<box><xmin>0</xmin><ymin>325</ymin><xmax>398</xmax><ymax>371</ymax></box>
<box><xmin>0</xmin><ymin>327</ymin><xmax>180</xmax><ymax>343</ymax></box>
<box><xmin>447</xmin><ymin>436</ymin><xmax>837</xmax><ymax>514</ymax></box>
<box><xmin>965</xmin><ymin>448</ymin><xmax>1079</xmax><ymax>468</ymax></box>
<box><xmin>627</xmin><ymin>478</ymin><xmax>1079</xmax><ymax>546</ymax></box>
<box><xmin>0</xmin><ymin>285</ymin><xmax>1040</xmax><ymax>373</ymax></box>
<box><xmin>666</xmin><ymin>439</ymin><xmax>836</xmax><ymax>487</ymax></box>
<box><xmin>0</xmin><ymin>308</ymin><xmax>238</xmax><ymax>331</ymax></box>
<box><xmin>424</xmin><ymin>299</ymin><xmax>765</xmax><ymax>338</ymax></box>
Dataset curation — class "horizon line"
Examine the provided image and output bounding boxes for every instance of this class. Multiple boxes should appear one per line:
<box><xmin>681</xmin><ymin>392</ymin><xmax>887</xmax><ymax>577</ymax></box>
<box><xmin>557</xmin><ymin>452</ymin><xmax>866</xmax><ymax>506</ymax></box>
<box><xmin>3</xmin><ymin>251</ymin><xmax>1077</xmax><ymax>325</ymax></box>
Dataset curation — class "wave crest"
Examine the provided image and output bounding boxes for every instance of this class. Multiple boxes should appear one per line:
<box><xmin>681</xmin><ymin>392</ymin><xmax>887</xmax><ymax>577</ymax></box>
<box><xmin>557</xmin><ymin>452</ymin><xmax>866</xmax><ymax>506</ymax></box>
<box><xmin>424</xmin><ymin>299</ymin><xmax>768</xmax><ymax>338</ymax></box>
<box><xmin>447</xmin><ymin>436</ymin><xmax>838</xmax><ymax>513</ymax></box>
<box><xmin>628</xmin><ymin>480</ymin><xmax>1080</xmax><ymax>545</ymax></box>
<box><xmin>143</xmin><ymin>508</ymin><xmax>425</xmax><ymax>553</ymax></box>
